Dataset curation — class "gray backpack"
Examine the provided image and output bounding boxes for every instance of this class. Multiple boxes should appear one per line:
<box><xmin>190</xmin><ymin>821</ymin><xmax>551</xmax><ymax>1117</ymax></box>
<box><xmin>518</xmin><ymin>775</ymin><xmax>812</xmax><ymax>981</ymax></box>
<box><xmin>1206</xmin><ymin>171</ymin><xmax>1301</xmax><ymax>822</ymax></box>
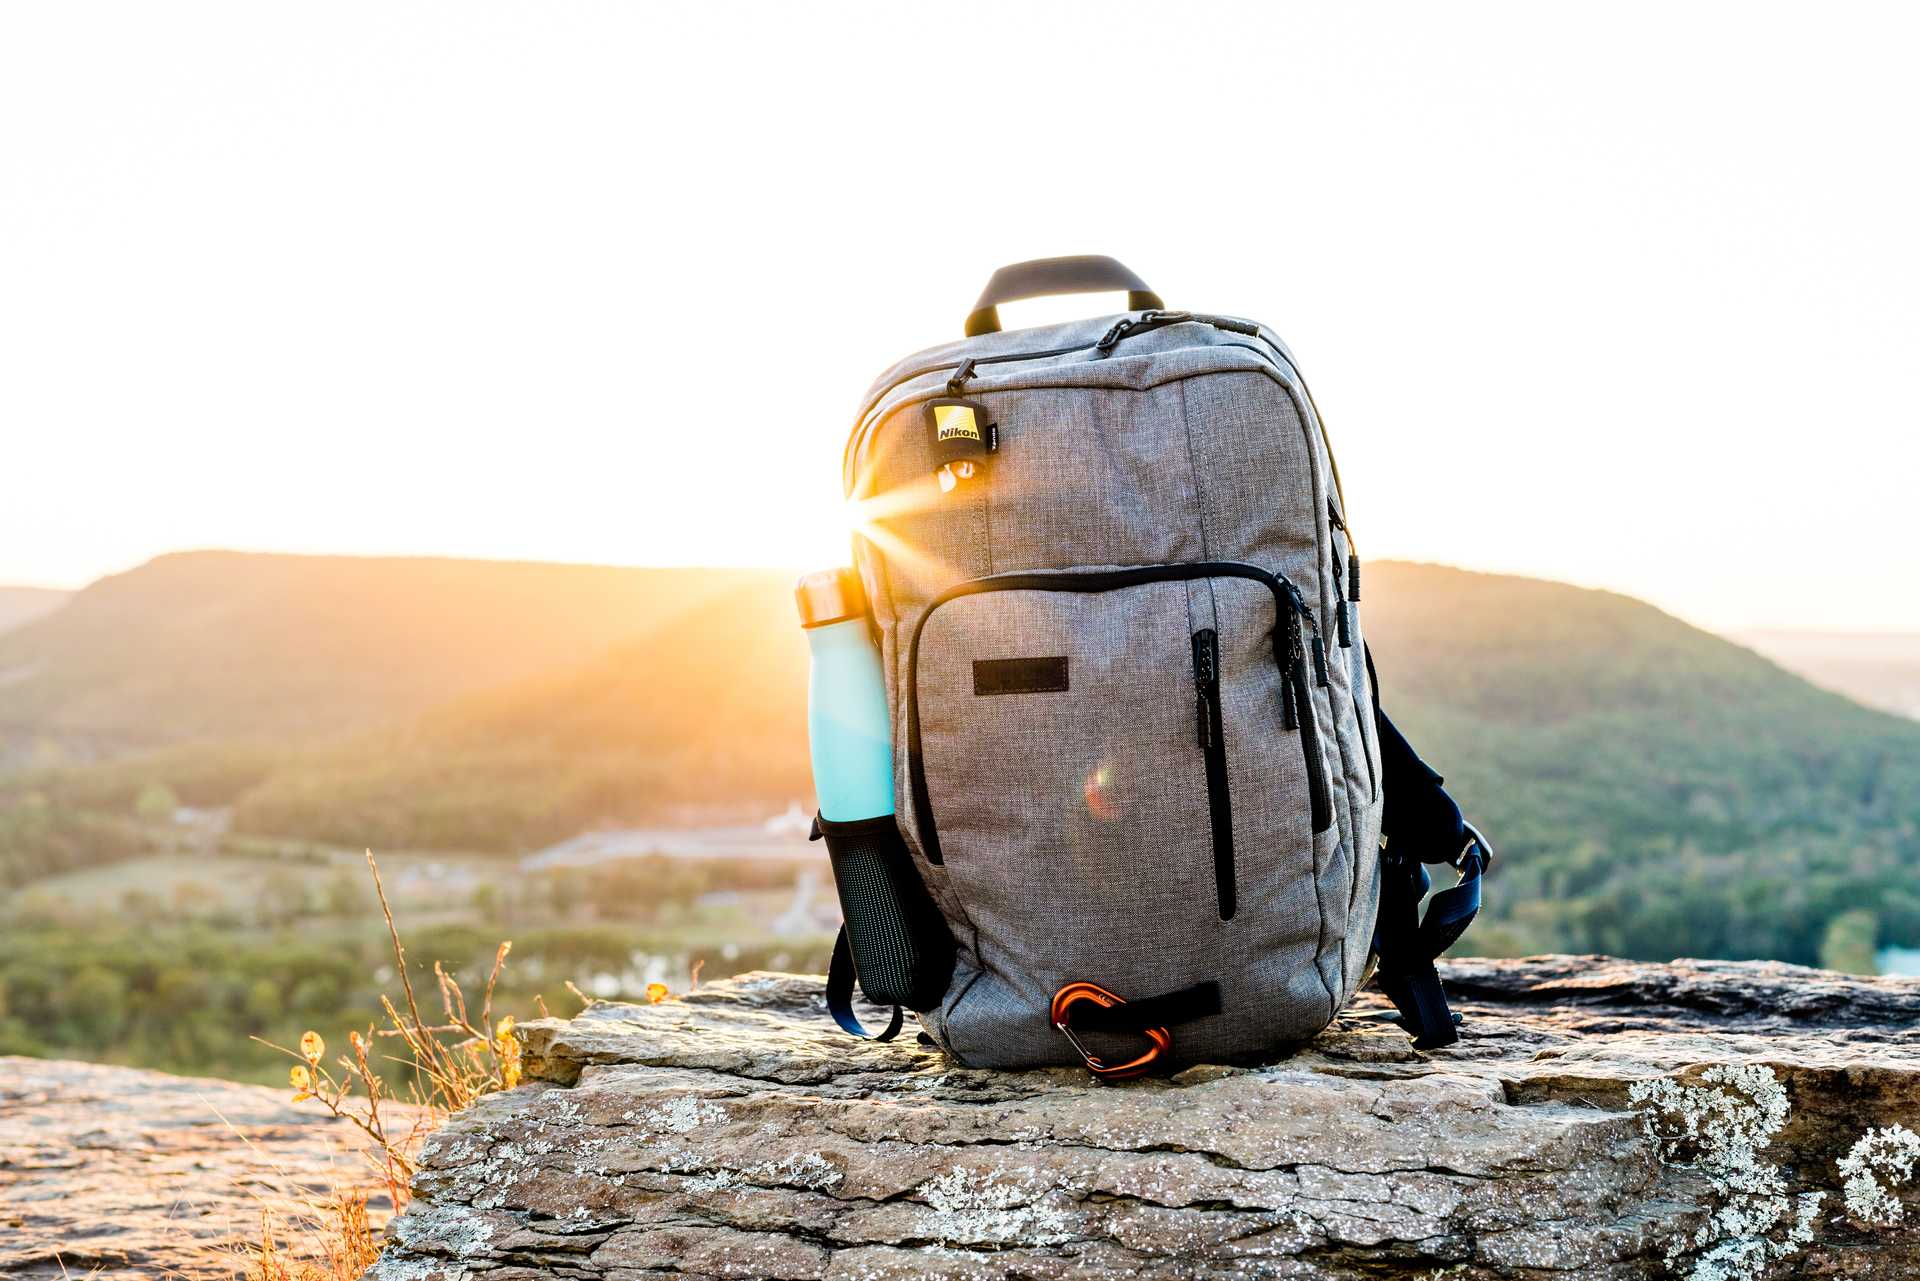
<box><xmin>816</xmin><ymin>256</ymin><xmax>1485</xmax><ymax>1073</ymax></box>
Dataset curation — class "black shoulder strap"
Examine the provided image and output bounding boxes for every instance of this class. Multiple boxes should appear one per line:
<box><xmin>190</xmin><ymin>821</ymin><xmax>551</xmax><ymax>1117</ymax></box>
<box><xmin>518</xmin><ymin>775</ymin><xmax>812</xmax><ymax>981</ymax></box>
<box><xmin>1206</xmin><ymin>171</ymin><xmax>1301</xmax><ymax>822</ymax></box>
<box><xmin>1365</xmin><ymin>643</ymin><xmax>1492</xmax><ymax>1049</ymax></box>
<box><xmin>826</xmin><ymin>925</ymin><xmax>904</xmax><ymax>1041</ymax></box>
<box><xmin>1371</xmin><ymin>831</ymin><xmax>1489</xmax><ymax>1048</ymax></box>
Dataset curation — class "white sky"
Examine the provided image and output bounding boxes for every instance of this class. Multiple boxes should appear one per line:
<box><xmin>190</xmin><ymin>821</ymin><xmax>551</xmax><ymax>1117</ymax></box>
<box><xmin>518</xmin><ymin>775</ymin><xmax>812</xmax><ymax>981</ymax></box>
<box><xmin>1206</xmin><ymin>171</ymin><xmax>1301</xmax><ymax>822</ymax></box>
<box><xmin>2</xmin><ymin>3</ymin><xmax>1916</xmax><ymax>630</ymax></box>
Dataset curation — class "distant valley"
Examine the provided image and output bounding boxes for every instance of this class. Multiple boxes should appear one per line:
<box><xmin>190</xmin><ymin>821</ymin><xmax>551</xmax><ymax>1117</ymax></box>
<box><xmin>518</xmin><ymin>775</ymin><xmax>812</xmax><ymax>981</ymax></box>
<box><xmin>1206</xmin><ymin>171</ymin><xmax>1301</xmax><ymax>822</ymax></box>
<box><xmin>4</xmin><ymin>549</ymin><xmax>1918</xmax><ymax>1083</ymax></box>
<box><xmin>0</xmin><ymin>555</ymin><xmax>1916</xmax><ymax>961</ymax></box>
<box><xmin>1735</xmin><ymin>629</ymin><xmax>1920</xmax><ymax>722</ymax></box>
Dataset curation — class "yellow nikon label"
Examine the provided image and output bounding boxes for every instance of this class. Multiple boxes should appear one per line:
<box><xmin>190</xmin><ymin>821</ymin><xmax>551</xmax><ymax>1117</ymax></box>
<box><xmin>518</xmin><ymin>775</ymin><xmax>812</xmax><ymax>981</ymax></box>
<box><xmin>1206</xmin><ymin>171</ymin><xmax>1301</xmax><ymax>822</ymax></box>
<box><xmin>933</xmin><ymin>404</ymin><xmax>982</xmax><ymax>443</ymax></box>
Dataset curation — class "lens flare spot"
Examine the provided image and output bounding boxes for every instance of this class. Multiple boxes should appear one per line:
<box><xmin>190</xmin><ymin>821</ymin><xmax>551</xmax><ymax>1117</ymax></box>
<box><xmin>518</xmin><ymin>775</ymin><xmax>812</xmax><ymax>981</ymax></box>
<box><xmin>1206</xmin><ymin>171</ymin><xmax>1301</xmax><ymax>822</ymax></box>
<box><xmin>1083</xmin><ymin>760</ymin><xmax>1120</xmax><ymax>821</ymax></box>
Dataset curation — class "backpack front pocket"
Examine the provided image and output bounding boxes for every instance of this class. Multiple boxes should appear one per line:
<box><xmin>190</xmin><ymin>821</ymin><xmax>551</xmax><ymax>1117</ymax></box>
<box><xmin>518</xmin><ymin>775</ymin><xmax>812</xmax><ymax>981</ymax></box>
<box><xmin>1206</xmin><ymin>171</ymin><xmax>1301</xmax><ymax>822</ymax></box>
<box><xmin>904</xmin><ymin>563</ymin><xmax>1336</xmax><ymax>1061</ymax></box>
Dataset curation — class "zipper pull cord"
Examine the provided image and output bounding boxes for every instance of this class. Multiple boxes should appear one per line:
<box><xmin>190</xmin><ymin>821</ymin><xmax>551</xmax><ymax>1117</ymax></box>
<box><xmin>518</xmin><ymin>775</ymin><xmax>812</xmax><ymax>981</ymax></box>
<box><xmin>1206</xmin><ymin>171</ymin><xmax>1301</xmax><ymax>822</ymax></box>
<box><xmin>1329</xmin><ymin>535</ymin><xmax>1355</xmax><ymax>649</ymax></box>
<box><xmin>1191</xmin><ymin>631</ymin><xmax>1216</xmax><ymax>749</ymax></box>
<box><xmin>1328</xmin><ymin>500</ymin><xmax>1362</xmax><ymax>602</ymax></box>
<box><xmin>1310</xmin><ymin>633</ymin><xmax>1330</xmax><ymax>688</ymax></box>
<box><xmin>1327</xmin><ymin>501</ymin><xmax>1359</xmax><ymax>645</ymax></box>
<box><xmin>945</xmin><ymin>358</ymin><xmax>978</xmax><ymax>397</ymax></box>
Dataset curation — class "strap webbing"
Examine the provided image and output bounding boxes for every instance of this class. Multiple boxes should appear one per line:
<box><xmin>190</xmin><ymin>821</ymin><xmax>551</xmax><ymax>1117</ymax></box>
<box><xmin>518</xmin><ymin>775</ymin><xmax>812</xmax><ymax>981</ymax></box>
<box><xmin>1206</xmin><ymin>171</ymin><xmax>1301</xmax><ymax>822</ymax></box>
<box><xmin>1373</xmin><ymin>962</ymin><xmax>1456</xmax><ymax>1049</ymax></box>
<box><xmin>826</xmin><ymin>926</ymin><xmax>904</xmax><ymax>1041</ymax></box>
<box><xmin>1062</xmin><ymin>981</ymin><xmax>1222</xmax><ymax>1033</ymax></box>
<box><xmin>1372</xmin><ymin>833</ymin><xmax>1489</xmax><ymax>1049</ymax></box>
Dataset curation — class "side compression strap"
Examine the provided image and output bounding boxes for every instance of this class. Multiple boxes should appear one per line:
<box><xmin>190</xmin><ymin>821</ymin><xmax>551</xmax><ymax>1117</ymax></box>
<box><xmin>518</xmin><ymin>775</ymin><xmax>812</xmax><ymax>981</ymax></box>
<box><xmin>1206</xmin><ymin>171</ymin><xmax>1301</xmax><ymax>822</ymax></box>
<box><xmin>826</xmin><ymin>925</ymin><xmax>905</xmax><ymax>1041</ymax></box>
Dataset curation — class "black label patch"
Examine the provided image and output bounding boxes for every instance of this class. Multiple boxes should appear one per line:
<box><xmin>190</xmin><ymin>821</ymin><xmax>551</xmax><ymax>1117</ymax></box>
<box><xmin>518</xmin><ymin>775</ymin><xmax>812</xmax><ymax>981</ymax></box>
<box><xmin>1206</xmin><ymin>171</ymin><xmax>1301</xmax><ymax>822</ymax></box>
<box><xmin>973</xmin><ymin>656</ymin><xmax>1070</xmax><ymax>696</ymax></box>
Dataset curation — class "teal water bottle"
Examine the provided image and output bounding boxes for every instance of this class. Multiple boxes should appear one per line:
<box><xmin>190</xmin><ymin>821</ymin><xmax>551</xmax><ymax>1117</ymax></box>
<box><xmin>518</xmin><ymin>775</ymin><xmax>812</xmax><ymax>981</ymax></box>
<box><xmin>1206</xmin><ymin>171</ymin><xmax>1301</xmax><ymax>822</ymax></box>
<box><xmin>796</xmin><ymin>567</ymin><xmax>894</xmax><ymax>821</ymax></box>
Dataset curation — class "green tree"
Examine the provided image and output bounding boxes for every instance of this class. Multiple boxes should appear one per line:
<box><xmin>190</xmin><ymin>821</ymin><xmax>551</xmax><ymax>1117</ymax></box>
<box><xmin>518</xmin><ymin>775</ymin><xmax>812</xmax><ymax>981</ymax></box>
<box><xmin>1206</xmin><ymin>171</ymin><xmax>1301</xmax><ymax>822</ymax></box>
<box><xmin>243</xmin><ymin>977</ymin><xmax>283</xmax><ymax>1027</ymax></box>
<box><xmin>1819</xmin><ymin>909</ymin><xmax>1880</xmax><ymax>975</ymax></box>
<box><xmin>63</xmin><ymin>965</ymin><xmax>130</xmax><ymax>1046</ymax></box>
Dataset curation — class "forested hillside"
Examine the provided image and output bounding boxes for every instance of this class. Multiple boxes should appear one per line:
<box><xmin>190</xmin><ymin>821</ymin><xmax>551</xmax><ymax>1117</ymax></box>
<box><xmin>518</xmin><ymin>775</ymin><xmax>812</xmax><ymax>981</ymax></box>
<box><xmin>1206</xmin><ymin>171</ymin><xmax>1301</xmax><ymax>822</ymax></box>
<box><xmin>0</xmin><ymin>552</ymin><xmax>789</xmax><ymax>755</ymax></box>
<box><xmin>1365</xmin><ymin>563</ymin><xmax>1920</xmax><ymax>964</ymax></box>
<box><xmin>226</xmin><ymin>578</ymin><xmax>810</xmax><ymax>851</ymax></box>
<box><xmin>3</xmin><ymin>555</ymin><xmax>1916</xmax><ymax>970</ymax></box>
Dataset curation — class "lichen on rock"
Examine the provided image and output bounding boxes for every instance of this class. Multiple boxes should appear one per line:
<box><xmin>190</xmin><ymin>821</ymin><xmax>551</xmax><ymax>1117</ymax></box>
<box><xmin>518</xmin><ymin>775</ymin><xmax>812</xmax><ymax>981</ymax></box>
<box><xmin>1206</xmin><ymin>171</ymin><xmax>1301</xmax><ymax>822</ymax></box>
<box><xmin>369</xmin><ymin>957</ymin><xmax>1920</xmax><ymax>1280</ymax></box>
<box><xmin>1839</xmin><ymin>1123</ymin><xmax>1920</xmax><ymax>1227</ymax></box>
<box><xmin>1629</xmin><ymin>1063</ymin><xmax>1823</xmax><ymax>1281</ymax></box>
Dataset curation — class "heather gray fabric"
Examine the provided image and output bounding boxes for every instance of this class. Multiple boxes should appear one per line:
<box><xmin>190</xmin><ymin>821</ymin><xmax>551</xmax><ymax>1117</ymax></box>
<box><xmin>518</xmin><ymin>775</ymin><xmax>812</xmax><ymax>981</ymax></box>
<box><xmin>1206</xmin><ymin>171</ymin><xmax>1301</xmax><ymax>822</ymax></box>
<box><xmin>844</xmin><ymin>310</ymin><xmax>1382</xmax><ymax>1068</ymax></box>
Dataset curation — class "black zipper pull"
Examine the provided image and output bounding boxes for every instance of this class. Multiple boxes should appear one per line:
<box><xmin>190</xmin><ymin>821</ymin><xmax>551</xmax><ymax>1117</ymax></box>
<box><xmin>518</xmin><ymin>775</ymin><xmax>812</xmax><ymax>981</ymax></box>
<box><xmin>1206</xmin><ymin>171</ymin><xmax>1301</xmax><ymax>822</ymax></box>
<box><xmin>1192</xmin><ymin>313</ymin><xmax>1262</xmax><ymax>337</ymax></box>
<box><xmin>1328</xmin><ymin>501</ymin><xmax>1361</xmax><ymax>602</ymax></box>
<box><xmin>945</xmin><ymin>358</ymin><xmax>978</xmax><ymax>397</ymax></box>
<box><xmin>1094</xmin><ymin>316</ymin><xmax>1138</xmax><ymax>355</ymax></box>
<box><xmin>1311</xmin><ymin>634</ymin><xmax>1330</xmax><ymax>688</ymax></box>
<box><xmin>1329</xmin><ymin>550</ymin><xmax>1353</xmax><ymax>650</ymax></box>
<box><xmin>1192</xmin><ymin>629</ymin><xmax>1218</xmax><ymax>748</ymax></box>
<box><xmin>1279</xmin><ymin>615</ymin><xmax>1303</xmax><ymax>731</ymax></box>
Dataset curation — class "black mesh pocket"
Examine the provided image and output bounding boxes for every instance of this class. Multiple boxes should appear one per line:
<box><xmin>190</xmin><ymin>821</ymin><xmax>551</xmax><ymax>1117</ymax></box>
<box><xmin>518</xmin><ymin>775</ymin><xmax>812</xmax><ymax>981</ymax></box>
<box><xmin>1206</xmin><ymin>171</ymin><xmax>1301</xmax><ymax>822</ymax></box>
<box><xmin>816</xmin><ymin>813</ymin><xmax>953</xmax><ymax>1011</ymax></box>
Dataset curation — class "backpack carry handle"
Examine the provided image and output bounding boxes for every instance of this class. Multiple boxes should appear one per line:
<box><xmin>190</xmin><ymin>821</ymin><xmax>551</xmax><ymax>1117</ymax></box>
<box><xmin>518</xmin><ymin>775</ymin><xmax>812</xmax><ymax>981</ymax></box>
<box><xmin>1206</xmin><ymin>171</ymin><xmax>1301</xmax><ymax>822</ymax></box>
<box><xmin>965</xmin><ymin>255</ymin><xmax>1164</xmax><ymax>337</ymax></box>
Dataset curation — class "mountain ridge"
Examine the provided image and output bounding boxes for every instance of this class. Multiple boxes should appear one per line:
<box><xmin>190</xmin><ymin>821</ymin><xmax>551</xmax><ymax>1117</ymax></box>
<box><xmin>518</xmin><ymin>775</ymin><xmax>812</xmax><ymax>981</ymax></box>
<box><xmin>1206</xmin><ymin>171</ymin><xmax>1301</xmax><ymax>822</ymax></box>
<box><xmin>0</xmin><ymin>549</ymin><xmax>793</xmax><ymax>757</ymax></box>
<box><xmin>5</xmin><ymin>551</ymin><xmax>1916</xmax><ymax>968</ymax></box>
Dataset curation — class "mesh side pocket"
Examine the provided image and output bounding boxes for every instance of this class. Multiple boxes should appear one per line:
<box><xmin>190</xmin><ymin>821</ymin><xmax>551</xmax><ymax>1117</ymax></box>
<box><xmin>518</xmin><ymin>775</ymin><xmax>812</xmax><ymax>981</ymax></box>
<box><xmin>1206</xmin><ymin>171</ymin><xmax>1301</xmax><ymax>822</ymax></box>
<box><xmin>817</xmin><ymin>813</ymin><xmax>954</xmax><ymax>1011</ymax></box>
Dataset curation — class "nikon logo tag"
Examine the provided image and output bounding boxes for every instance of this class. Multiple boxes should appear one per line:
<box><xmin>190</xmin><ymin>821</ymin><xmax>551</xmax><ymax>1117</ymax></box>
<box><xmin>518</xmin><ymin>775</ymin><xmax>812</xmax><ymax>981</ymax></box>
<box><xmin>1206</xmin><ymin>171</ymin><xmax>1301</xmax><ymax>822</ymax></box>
<box><xmin>925</xmin><ymin>397</ymin><xmax>995</xmax><ymax>492</ymax></box>
<box><xmin>933</xmin><ymin>403</ymin><xmax>982</xmax><ymax>443</ymax></box>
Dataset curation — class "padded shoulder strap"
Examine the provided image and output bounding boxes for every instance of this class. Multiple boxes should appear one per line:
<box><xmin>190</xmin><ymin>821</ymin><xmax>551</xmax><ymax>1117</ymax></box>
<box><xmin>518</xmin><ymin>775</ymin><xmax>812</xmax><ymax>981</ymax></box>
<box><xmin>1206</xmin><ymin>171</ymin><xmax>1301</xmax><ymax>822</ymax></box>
<box><xmin>1366</xmin><ymin>644</ymin><xmax>1492</xmax><ymax>1049</ymax></box>
<box><xmin>1371</xmin><ymin>832</ymin><xmax>1490</xmax><ymax>1049</ymax></box>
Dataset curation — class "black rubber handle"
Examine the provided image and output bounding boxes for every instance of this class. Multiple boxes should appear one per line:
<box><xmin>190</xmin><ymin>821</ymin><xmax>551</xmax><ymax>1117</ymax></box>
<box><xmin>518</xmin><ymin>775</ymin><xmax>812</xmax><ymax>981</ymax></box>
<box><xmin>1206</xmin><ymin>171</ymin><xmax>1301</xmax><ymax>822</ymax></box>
<box><xmin>965</xmin><ymin>255</ymin><xmax>1163</xmax><ymax>337</ymax></box>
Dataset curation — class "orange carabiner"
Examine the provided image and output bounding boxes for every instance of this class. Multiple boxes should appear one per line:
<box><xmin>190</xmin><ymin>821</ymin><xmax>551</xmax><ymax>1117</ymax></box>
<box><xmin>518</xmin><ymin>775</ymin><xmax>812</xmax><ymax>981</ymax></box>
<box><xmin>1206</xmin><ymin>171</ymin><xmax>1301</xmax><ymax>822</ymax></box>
<box><xmin>1050</xmin><ymin>981</ymin><xmax>1173</xmax><ymax>1082</ymax></box>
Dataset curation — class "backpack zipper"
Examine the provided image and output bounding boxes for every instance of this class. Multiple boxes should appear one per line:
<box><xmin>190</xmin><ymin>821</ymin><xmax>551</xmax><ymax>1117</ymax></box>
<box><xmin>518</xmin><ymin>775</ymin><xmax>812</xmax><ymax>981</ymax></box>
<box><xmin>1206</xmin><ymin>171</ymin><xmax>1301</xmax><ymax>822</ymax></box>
<box><xmin>853</xmin><ymin>319</ymin><xmax>1367</xmax><ymax>826</ymax></box>
<box><xmin>1095</xmin><ymin>310</ymin><xmax>1261</xmax><ymax>355</ymax></box>
<box><xmin>1191</xmin><ymin>627</ymin><xmax>1236</xmax><ymax>920</ymax></box>
<box><xmin>1326</xmin><ymin>502</ymin><xmax>1378</xmax><ymax>800</ymax></box>
<box><xmin>905</xmin><ymin>561</ymin><xmax>1333</xmax><ymax>868</ymax></box>
<box><xmin>844</xmin><ymin>315</ymin><xmax>1274</xmax><ymax>487</ymax></box>
<box><xmin>1328</xmin><ymin>502</ymin><xmax>1356</xmax><ymax>649</ymax></box>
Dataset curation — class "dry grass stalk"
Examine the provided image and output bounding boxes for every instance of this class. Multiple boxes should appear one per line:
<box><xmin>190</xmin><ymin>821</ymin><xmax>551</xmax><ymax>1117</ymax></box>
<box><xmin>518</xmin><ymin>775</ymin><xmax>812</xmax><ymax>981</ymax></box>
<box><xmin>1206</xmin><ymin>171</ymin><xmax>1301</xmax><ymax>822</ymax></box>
<box><xmin>240</xmin><ymin>849</ymin><xmax>530</xmax><ymax>1276</ymax></box>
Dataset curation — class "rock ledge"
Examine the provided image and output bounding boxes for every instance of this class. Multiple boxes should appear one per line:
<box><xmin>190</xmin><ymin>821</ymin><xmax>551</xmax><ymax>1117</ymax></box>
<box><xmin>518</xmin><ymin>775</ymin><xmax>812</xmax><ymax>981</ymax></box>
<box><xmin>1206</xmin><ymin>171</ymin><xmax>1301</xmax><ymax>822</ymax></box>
<box><xmin>371</xmin><ymin>956</ymin><xmax>1920</xmax><ymax>1280</ymax></box>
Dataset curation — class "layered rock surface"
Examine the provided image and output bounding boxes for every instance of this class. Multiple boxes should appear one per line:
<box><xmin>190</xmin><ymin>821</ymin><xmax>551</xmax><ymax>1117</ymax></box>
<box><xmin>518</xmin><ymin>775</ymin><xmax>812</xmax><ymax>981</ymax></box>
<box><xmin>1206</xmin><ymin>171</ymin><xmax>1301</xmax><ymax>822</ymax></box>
<box><xmin>0</xmin><ymin>1055</ymin><xmax>417</xmax><ymax>1279</ymax></box>
<box><xmin>358</xmin><ymin>956</ymin><xmax>1920</xmax><ymax>1279</ymax></box>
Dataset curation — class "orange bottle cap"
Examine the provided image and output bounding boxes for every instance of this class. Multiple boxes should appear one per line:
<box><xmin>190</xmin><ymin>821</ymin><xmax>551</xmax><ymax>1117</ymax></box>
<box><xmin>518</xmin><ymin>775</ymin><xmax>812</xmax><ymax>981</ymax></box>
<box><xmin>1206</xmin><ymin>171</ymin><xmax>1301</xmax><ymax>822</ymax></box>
<box><xmin>795</xmin><ymin>566</ymin><xmax>868</xmax><ymax>628</ymax></box>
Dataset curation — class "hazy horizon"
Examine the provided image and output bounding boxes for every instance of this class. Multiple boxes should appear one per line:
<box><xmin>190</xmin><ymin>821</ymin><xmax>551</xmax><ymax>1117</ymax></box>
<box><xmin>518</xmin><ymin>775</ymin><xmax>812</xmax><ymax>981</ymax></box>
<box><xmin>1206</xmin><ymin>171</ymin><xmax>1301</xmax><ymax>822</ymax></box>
<box><xmin>8</xmin><ymin>547</ymin><xmax>1920</xmax><ymax>649</ymax></box>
